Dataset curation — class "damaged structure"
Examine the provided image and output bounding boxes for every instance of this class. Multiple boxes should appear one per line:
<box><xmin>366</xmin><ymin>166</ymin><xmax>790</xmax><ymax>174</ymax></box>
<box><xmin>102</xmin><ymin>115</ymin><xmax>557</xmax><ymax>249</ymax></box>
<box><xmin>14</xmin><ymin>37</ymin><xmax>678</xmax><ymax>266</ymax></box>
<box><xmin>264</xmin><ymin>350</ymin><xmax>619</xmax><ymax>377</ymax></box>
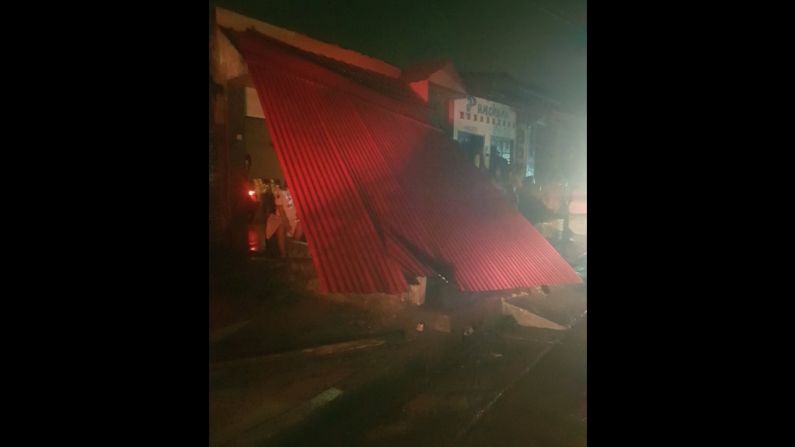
<box><xmin>210</xmin><ymin>7</ymin><xmax>581</xmax><ymax>295</ymax></box>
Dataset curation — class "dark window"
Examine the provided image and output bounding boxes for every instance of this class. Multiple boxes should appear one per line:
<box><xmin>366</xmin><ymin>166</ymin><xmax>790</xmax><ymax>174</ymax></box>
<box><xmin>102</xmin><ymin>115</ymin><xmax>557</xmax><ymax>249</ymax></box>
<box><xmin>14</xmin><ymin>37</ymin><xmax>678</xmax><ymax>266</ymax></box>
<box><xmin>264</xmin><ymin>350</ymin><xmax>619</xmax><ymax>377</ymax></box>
<box><xmin>460</xmin><ymin>111</ymin><xmax>464</xmax><ymax>119</ymax></box>
<box><xmin>491</xmin><ymin>136</ymin><xmax>514</xmax><ymax>165</ymax></box>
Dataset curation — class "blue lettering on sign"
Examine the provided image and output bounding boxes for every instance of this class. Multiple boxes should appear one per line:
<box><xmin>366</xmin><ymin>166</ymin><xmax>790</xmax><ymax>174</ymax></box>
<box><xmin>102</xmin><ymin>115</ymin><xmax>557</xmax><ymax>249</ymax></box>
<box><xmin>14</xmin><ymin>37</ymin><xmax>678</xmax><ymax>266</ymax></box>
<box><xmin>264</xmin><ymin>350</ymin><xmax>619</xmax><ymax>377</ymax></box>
<box><xmin>466</xmin><ymin>96</ymin><xmax>476</xmax><ymax>112</ymax></box>
<box><xmin>462</xmin><ymin>96</ymin><xmax>511</xmax><ymax>120</ymax></box>
<box><xmin>477</xmin><ymin>103</ymin><xmax>508</xmax><ymax>119</ymax></box>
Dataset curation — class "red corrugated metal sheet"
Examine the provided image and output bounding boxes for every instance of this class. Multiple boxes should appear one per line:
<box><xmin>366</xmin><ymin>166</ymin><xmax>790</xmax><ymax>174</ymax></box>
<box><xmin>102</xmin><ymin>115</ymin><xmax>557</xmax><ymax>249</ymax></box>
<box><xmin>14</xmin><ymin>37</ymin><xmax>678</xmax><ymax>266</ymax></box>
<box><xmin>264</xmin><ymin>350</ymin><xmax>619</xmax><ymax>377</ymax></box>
<box><xmin>234</xmin><ymin>31</ymin><xmax>581</xmax><ymax>294</ymax></box>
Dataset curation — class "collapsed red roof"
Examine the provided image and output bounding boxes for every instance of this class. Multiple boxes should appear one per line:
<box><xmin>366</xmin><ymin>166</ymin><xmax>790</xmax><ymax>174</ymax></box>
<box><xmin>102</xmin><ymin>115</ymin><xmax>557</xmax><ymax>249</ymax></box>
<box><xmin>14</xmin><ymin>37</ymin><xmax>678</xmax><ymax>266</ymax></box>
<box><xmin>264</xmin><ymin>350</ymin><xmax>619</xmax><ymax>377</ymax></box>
<box><xmin>233</xmin><ymin>30</ymin><xmax>581</xmax><ymax>294</ymax></box>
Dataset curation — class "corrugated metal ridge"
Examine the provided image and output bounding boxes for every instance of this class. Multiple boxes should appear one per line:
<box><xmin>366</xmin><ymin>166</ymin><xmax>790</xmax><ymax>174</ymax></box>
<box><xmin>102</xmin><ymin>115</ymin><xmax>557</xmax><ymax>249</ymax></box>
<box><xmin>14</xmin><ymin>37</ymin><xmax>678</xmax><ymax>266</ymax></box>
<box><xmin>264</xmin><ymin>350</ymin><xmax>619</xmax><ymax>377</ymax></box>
<box><xmin>249</xmin><ymin>66</ymin><xmax>408</xmax><ymax>293</ymax></box>
<box><xmin>237</xmin><ymin>33</ymin><xmax>583</xmax><ymax>294</ymax></box>
<box><xmin>353</xmin><ymin>104</ymin><xmax>582</xmax><ymax>291</ymax></box>
<box><xmin>215</xmin><ymin>7</ymin><xmax>402</xmax><ymax>78</ymax></box>
<box><xmin>229</xmin><ymin>30</ymin><xmax>436</xmax><ymax>128</ymax></box>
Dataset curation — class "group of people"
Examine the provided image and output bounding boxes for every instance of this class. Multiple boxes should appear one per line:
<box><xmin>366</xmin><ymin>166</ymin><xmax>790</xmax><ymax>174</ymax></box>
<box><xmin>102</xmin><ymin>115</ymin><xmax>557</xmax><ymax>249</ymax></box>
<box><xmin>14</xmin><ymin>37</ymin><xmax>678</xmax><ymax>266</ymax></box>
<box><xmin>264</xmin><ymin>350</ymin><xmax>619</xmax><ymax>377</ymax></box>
<box><xmin>248</xmin><ymin>178</ymin><xmax>304</xmax><ymax>257</ymax></box>
<box><xmin>243</xmin><ymin>149</ymin><xmax>582</xmax><ymax>256</ymax></box>
<box><xmin>513</xmin><ymin>174</ymin><xmax>582</xmax><ymax>244</ymax></box>
<box><xmin>468</xmin><ymin>146</ymin><xmax>574</xmax><ymax>241</ymax></box>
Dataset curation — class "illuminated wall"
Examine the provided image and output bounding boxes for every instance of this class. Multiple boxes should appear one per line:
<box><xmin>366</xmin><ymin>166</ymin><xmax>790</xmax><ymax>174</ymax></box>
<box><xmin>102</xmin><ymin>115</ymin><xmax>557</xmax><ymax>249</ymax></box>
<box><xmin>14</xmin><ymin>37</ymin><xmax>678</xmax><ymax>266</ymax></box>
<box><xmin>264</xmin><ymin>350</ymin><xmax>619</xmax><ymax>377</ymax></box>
<box><xmin>452</xmin><ymin>96</ymin><xmax>517</xmax><ymax>170</ymax></box>
<box><xmin>243</xmin><ymin>87</ymin><xmax>285</xmax><ymax>182</ymax></box>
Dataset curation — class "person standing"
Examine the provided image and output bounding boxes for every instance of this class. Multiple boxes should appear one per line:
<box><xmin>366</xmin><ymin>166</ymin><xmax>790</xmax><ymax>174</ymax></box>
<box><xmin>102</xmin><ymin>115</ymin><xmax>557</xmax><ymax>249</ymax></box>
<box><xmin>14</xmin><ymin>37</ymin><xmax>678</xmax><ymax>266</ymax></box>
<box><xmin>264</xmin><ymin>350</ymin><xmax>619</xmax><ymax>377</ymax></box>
<box><xmin>271</xmin><ymin>180</ymin><xmax>288</xmax><ymax>257</ymax></box>
<box><xmin>262</xmin><ymin>181</ymin><xmax>281</xmax><ymax>257</ymax></box>
<box><xmin>276</xmin><ymin>181</ymin><xmax>299</xmax><ymax>238</ymax></box>
<box><xmin>519</xmin><ymin>181</ymin><xmax>553</xmax><ymax>225</ymax></box>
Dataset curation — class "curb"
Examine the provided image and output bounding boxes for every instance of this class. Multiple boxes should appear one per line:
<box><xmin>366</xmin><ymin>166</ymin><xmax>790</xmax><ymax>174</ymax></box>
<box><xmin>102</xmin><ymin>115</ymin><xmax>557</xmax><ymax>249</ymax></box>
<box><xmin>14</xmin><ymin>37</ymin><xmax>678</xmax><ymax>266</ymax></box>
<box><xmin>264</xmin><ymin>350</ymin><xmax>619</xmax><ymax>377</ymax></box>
<box><xmin>220</xmin><ymin>387</ymin><xmax>345</xmax><ymax>447</ymax></box>
<box><xmin>210</xmin><ymin>334</ymin><xmax>398</xmax><ymax>371</ymax></box>
<box><xmin>456</xmin><ymin>342</ymin><xmax>556</xmax><ymax>440</ymax></box>
<box><xmin>210</xmin><ymin>320</ymin><xmax>251</xmax><ymax>344</ymax></box>
<box><xmin>455</xmin><ymin>312</ymin><xmax>587</xmax><ymax>440</ymax></box>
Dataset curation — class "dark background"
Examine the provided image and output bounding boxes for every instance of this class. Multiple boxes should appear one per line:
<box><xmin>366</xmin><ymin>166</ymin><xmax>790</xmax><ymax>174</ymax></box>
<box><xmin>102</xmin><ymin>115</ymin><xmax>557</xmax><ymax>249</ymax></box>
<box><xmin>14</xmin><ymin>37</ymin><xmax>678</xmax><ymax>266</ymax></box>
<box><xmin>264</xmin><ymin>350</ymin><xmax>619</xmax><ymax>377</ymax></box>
<box><xmin>6</xmin><ymin>1</ymin><xmax>764</xmax><ymax>445</ymax></box>
<box><xmin>213</xmin><ymin>0</ymin><xmax>586</xmax><ymax>111</ymax></box>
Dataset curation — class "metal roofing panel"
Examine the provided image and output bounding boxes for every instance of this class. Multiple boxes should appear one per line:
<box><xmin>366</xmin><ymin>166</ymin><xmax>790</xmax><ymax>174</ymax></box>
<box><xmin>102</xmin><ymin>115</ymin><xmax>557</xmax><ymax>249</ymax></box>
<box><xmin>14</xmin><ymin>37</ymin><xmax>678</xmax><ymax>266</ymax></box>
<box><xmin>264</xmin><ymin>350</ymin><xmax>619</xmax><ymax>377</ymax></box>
<box><xmin>235</xmin><ymin>31</ymin><xmax>581</xmax><ymax>294</ymax></box>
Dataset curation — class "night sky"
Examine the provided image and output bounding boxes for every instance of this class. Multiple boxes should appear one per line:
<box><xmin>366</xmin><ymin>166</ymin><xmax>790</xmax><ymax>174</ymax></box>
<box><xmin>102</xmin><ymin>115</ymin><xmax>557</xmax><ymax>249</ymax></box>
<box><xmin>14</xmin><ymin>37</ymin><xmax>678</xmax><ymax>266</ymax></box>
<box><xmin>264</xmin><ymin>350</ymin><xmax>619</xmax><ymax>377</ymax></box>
<box><xmin>213</xmin><ymin>0</ymin><xmax>586</xmax><ymax>111</ymax></box>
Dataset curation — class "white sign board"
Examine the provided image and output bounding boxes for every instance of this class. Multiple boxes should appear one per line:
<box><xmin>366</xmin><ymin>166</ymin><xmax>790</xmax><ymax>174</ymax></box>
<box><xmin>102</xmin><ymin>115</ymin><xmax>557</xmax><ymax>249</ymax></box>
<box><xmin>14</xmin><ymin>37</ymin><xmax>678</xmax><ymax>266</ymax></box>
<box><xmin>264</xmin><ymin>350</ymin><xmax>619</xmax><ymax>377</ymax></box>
<box><xmin>246</xmin><ymin>87</ymin><xmax>265</xmax><ymax>119</ymax></box>
<box><xmin>452</xmin><ymin>96</ymin><xmax>517</xmax><ymax>141</ymax></box>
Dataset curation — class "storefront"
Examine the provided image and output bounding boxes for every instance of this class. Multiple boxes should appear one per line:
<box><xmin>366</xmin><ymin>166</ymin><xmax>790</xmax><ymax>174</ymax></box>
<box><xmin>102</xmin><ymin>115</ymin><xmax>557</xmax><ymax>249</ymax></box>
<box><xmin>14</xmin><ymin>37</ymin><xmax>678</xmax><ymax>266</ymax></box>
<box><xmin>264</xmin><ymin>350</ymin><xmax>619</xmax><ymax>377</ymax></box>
<box><xmin>211</xmin><ymin>8</ymin><xmax>582</xmax><ymax>294</ymax></box>
<box><xmin>452</xmin><ymin>96</ymin><xmax>519</xmax><ymax>173</ymax></box>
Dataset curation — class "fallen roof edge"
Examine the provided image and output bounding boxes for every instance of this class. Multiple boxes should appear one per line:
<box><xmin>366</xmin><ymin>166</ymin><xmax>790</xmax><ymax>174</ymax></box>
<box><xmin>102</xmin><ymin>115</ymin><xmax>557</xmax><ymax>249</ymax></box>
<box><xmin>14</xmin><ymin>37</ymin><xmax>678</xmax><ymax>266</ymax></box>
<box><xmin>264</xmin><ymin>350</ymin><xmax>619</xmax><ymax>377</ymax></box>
<box><xmin>228</xmin><ymin>29</ymin><xmax>446</xmax><ymax>134</ymax></box>
<box><xmin>215</xmin><ymin>7</ymin><xmax>402</xmax><ymax>79</ymax></box>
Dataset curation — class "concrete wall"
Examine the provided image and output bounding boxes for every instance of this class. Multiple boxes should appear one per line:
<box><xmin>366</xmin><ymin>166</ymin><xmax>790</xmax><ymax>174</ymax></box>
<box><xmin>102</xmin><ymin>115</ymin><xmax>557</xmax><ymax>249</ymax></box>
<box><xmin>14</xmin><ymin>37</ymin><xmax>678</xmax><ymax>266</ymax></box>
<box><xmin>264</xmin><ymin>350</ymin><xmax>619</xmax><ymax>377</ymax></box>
<box><xmin>211</xmin><ymin>25</ymin><xmax>247</xmax><ymax>85</ymax></box>
<box><xmin>245</xmin><ymin>87</ymin><xmax>265</xmax><ymax>119</ymax></box>
<box><xmin>215</xmin><ymin>7</ymin><xmax>401</xmax><ymax>78</ymax></box>
<box><xmin>242</xmin><ymin>86</ymin><xmax>285</xmax><ymax>182</ymax></box>
<box><xmin>428</xmin><ymin>68</ymin><xmax>466</xmax><ymax>94</ymax></box>
<box><xmin>452</xmin><ymin>96</ymin><xmax>518</xmax><ymax>170</ymax></box>
<box><xmin>244</xmin><ymin>117</ymin><xmax>284</xmax><ymax>182</ymax></box>
<box><xmin>428</xmin><ymin>84</ymin><xmax>464</xmax><ymax>134</ymax></box>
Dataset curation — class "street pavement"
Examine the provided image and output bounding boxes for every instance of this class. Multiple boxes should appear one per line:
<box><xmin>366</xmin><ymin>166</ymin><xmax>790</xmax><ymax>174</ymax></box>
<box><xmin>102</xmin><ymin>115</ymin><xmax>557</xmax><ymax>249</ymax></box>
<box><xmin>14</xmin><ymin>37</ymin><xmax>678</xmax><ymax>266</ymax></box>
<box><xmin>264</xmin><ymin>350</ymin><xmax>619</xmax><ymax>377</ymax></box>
<box><xmin>210</xmin><ymin>256</ymin><xmax>586</xmax><ymax>447</ymax></box>
<box><xmin>460</xmin><ymin>315</ymin><xmax>587</xmax><ymax>447</ymax></box>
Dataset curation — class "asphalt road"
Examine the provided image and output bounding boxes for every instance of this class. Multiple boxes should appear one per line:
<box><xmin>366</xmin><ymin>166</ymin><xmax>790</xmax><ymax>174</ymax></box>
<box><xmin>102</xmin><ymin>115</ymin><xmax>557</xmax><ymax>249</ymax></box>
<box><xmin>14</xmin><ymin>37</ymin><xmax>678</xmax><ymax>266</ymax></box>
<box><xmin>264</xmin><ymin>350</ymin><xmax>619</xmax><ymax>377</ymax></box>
<box><xmin>460</xmin><ymin>315</ymin><xmax>587</xmax><ymax>447</ymax></box>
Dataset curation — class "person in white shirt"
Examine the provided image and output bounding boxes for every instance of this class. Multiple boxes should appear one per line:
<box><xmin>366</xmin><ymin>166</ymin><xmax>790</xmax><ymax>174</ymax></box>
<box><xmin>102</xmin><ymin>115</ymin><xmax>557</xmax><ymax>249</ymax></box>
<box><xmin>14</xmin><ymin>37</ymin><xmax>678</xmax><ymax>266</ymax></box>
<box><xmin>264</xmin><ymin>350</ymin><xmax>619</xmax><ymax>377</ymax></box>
<box><xmin>274</xmin><ymin>182</ymin><xmax>298</xmax><ymax>236</ymax></box>
<box><xmin>274</xmin><ymin>179</ymin><xmax>306</xmax><ymax>255</ymax></box>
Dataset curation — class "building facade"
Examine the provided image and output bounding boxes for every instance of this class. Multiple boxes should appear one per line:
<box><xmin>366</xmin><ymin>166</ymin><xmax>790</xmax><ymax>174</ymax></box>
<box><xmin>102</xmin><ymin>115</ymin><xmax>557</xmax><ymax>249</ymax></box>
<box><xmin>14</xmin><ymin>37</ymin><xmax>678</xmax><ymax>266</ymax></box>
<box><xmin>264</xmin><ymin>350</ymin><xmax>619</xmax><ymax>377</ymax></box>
<box><xmin>210</xmin><ymin>6</ymin><xmax>586</xmax><ymax>260</ymax></box>
<box><xmin>452</xmin><ymin>95</ymin><xmax>518</xmax><ymax>173</ymax></box>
